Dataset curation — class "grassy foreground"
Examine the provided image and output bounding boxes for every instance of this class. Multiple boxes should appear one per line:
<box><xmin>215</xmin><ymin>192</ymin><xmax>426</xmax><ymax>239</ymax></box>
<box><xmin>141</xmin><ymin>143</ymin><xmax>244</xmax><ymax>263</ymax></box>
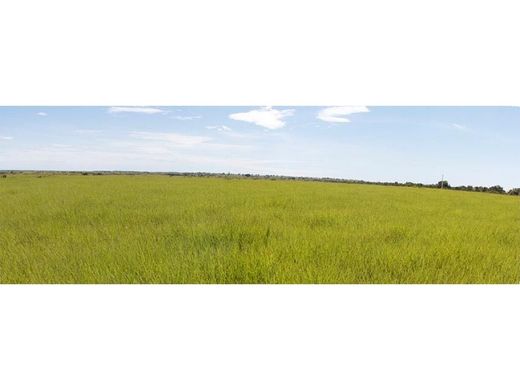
<box><xmin>1</xmin><ymin>174</ymin><xmax>519</xmax><ymax>283</ymax></box>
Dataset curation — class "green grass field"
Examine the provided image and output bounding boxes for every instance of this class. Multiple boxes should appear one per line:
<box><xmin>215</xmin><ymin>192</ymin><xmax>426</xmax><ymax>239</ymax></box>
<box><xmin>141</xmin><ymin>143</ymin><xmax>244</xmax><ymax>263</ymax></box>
<box><xmin>1</xmin><ymin>174</ymin><xmax>519</xmax><ymax>283</ymax></box>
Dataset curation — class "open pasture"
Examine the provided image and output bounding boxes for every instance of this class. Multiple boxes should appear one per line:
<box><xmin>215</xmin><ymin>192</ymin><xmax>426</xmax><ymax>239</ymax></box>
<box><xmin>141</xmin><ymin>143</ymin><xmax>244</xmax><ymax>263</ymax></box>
<box><xmin>0</xmin><ymin>174</ymin><xmax>519</xmax><ymax>283</ymax></box>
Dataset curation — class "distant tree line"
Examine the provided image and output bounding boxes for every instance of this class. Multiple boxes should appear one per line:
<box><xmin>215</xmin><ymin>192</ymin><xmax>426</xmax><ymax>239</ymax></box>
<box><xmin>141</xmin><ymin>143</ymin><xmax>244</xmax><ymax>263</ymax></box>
<box><xmin>166</xmin><ymin>172</ymin><xmax>520</xmax><ymax>196</ymax></box>
<box><xmin>433</xmin><ymin>180</ymin><xmax>520</xmax><ymax>195</ymax></box>
<box><xmin>1</xmin><ymin>170</ymin><xmax>519</xmax><ymax>196</ymax></box>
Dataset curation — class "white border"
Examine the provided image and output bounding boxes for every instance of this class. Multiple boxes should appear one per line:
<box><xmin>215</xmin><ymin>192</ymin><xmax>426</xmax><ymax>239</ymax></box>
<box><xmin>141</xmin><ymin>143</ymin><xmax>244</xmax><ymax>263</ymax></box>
<box><xmin>1</xmin><ymin>1</ymin><xmax>519</xmax><ymax>389</ymax></box>
<box><xmin>0</xmin><ymin>286</ymin><xmax>519</xmax><ymax>390</ymax></box>
<box><xmin>0</xmin><ymin>0</ymin><xmax>519</xmax><ymax>105</ymax></box>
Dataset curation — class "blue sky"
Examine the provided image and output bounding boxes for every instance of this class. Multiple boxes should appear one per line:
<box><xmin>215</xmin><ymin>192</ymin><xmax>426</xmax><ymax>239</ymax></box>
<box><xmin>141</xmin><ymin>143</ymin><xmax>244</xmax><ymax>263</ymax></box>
<box><xmin>0</xmin><ymin>106</ymin><xmax>518</xmax><ymax>188</ymax></box>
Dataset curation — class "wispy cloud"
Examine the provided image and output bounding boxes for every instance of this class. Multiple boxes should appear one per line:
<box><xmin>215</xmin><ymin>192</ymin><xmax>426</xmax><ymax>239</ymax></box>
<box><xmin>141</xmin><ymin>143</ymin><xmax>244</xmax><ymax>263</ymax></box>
<box><xmin>51</xmin><ymin>143</ymin><xmax>72</xmax><ymax>148</ymax></box>
<box><xmin>451</xmin><ymin>123</ymin><xmax>470</xmax><ymax>132</ymax></box>
<box><xmin>229</xmin><ymin>106</ymin><xmax>294</xmax><ymax>130</ymax></box>
<box><xmin>175</xmin><ymin>115</ymin><xmax>202</xmax><ymax>120</ymax></box>
<box><xmin>317</xmin><ymin>106</ymin><xmax>369</xmax><ymax>123</ymax></box>
<box><xmin>129</xmin><ymin>131</ymin><xmax>211</xmax><ymax>146</ymax></box>
<box><xmin>108</xmin><ymin>107</ymin><xmax>167</xmax><ymax>114</ymax></box>
<box><xmin>0</xmin><ymin>136</ymin><xmax>13</xmax><ymax>140</ymax></box>
<box><xmin>206</xmin><ymin>125</ymin><xmax>259</xmax><ymax>139</ymax></box>
<box><xmin>0</xmin><ymin>144</ymin><xmax>285</xmax><ymax>174</ymax></box>
<box><xmin>75</xmin><ymin>129</ymin><xmax>103</xmax><ymax>134</ymax></box>
<box><xmin>36</xmin><ymin>112</ymin><xmax>47</xmax><ymax>116</ymax></box>
<box><xmin>206</xmin><ymin>125</ymin><xmax>232</xmax><ymax>132</ymax></box>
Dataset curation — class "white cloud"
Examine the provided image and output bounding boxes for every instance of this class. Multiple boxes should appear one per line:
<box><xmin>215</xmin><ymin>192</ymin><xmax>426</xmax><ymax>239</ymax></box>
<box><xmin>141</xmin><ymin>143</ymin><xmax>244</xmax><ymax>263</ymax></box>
<box><xmin>175</xmin><ymin>115</ymin><xmax>201</xmax><ymax>120</ymax></box>
<box><xmin>129</xmin><ymin>131</ymin><xmax>211</xmax><ymax>146</ymax></box>
<box><xmin>317</xmin><ymin>106</ymin><xmax>369</xmax><ymax>123</ymax></box>
<box><xmin>36</xmin><ymin>112</ymin><xmax>47</xmax><ymax>116</ymax></box>
<box><xmin>0</xmin><ymin>136</ymin><xmax>13</xmax><ymax>140</ymax></box>
<box><xmin>206</xmin><ymin>125</ymin><xmax>232</xmax><ymax>132</ymax></box>
<box><xmin>229</xmin><ymin>106</ymin><xmax>294</xmax><ymax>130</ymax></box>
<box><xmin>108</xmin><ymin>107</ymin><xmax>167</xmax><ymax>114</ymax></box>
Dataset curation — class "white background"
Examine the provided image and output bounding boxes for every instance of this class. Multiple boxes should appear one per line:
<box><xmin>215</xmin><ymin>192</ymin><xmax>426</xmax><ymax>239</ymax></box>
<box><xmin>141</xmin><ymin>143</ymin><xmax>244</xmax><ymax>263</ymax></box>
<box><xmin>0</xmin><ymin>0</ymin><xmax>519</xmax><ymax>389</ymax></box>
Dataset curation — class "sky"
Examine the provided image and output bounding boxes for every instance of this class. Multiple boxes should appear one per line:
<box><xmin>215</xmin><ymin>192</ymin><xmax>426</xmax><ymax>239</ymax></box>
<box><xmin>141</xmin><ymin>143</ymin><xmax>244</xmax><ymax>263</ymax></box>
<box><xmin>0</xmin><ymin>106</ymin><xmax>519</xmax><ymax>189</ymax></box>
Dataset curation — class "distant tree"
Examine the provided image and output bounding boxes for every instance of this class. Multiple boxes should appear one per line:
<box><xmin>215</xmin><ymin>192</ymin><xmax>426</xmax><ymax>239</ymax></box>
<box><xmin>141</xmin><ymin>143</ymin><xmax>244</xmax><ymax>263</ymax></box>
<box><xmin>488</xmin><ymin>185</ymin><xmax>505</xmax><ymax>194</ymax></box>
<box><xmin>436</xmin><ymin>180</ymin><xmax>450</xmax><ymax>189</ymax></box>
<box><xmin>508</xmin><ymin>188</ymin><xmax>520</xmax><ymax>195</ymax></box>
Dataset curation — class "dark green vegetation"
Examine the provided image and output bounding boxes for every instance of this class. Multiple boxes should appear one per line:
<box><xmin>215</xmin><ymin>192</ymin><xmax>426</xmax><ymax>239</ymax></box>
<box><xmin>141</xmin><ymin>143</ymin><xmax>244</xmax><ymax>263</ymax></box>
<box><xmin>1</xmin><ymin>174</ymin><xmax>519</xmax><ymax>283</ymax></box>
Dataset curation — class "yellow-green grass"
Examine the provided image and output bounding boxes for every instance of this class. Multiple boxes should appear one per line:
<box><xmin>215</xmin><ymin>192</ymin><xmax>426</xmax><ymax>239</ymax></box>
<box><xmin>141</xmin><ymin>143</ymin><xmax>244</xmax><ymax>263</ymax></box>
<box><xmin>1</xmin><ymin>174</ymin><xmax>519</xmax><ymax>283</ymax></box>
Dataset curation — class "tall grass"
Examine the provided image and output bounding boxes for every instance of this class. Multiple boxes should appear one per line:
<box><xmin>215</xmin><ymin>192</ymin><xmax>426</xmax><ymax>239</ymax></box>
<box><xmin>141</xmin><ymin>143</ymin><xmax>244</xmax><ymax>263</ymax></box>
<box><xmin>1</xmin><ymin>175</ymin><xmax>519</xmax><ymax>283</ymax></box>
